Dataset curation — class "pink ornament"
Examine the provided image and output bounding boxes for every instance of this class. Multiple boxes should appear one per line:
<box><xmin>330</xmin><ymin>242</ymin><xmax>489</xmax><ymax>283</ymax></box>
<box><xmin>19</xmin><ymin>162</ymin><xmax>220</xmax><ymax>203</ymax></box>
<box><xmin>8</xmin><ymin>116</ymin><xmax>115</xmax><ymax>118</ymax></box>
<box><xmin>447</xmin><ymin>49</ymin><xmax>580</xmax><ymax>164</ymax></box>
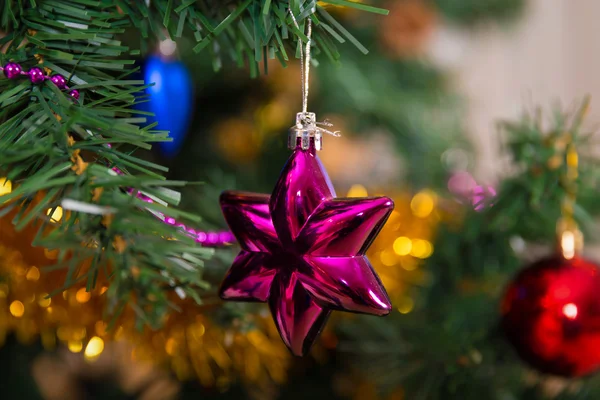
<box><xmin>448</xmin><ymin>171</ymin><xmax>496</xmax><ymax>211</ymax></box>
<box><xmin>472</xmin><ymin>185</ymin><xmax>497</xmax><ymax>211</ymax></box>
<box><xmin>447</xmin><ymin>171</ymin><xmax>476</xmax><ymax>198</ymax></box>
<box><xmin>3</xmin><ymin>62</ymin><xmax>22</xmax><ymax>79</ymax></box>
<box><xmin>69</xmin><ymin>89</ymin><xmax>80</xmax><ymax>100</ymax></box>
<box><xmin>219</xmin><ymin>139</ymin><xmax>393</xmax><ymax>356</ymax></box>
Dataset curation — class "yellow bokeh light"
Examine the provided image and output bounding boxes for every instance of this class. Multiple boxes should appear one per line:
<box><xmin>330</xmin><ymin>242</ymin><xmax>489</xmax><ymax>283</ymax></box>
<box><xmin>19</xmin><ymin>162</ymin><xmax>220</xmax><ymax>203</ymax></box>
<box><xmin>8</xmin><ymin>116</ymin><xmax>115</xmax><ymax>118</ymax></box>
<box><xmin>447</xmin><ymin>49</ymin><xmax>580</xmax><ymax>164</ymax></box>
<box><xmin>68</xmin><ymin>340</ymin><xmax>83</xmax><ymax>353</ymax></box>
<box><xmin>0</xmin><ymin>178</ymin><xmax>12</xmax><ymax>196</ymax></box>
<box><xmin>73</xmin><ymin>327</ymin><xmax>87</xmax><ymax>340</ymax></box>
<box><xmin>46</xmin><ymin>206</ymin><xmax>63</xmax><ymax>222</ymax></box>
<box><xmin>84</xmin><ymin>336</ymin><xmax>105</xmax><ymax>360</ymax></box>
<box><xmin>189</xmin><ymin>323</ymin><xmax>206</xmax><ymax>340</ymax></box>
<box><xmin>393</xmin><ymin>236</ymin><xmax>412</xmax><ymax>256</ymax></box>
<box><xmin>9</xmin><ymin>300</ymin><xmax>25</xmax><ymax>317</ymax></box>
<box><xmin>347</xmin><ymin>184</ymin><xmax>368</xmax><ymax>198</ymax></box>
<box><xmin>410</xmin><ymin>239</ymin><xmax>433</xmax><ymax>259</ymax></box>
<box><xmin>38</xmin><ymin>293</ymin><xmax>51</xmax><ymax>308</ymax></box>
<box><xmin>379</xmin><ymin>250</ymin><xmax>397</xmax><ymax>267</ymax></box>
<box><xmin>410</xmin><ymin>190</ymin><xmax>436</xmax><ymax>218</ymax></box>
<box><xmin>397</xmin><ymin>297</ymin><xmax>414</xmax><ymax>314</ymax></box>
<box><xmin>57</xmin><ymin>326</ymin><xmax>70</xmax><ymax>341</ymax></box>
<box><xmin>26</xmin><ymin>266</ymin><xmax>40</xmax><ymax>281</ymax></box>
<box><xmin>400</xmin><ymin>258</ymin><xmax>418</xmax><ymax>271</ymax></box>
<box><xmin>76</xmin><ymin>288</ymin><xmax>91</xmax><ymax>303</ymax></box>
<box><xmin>95</xmin><ymin>321</ymin><xmax>107</xmax><ymax>336</ymax></box>
<box><xmin>165</xmin><ymin>337</ymin><xmax>177</xmax><ymax>355</ymax></box>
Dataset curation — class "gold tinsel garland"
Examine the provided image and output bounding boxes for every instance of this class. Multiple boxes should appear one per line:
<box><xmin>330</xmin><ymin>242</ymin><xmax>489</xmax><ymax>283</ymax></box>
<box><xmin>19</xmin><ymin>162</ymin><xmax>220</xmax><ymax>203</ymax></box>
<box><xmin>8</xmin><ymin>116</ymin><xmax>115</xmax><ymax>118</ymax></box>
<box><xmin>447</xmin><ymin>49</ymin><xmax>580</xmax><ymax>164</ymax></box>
<box><xmin>0</xmin><ymin>195</ymin><xmax>290</xmax><ymax>391</ymax></box>
<box><xmin>0</xmin><ymin>178</ymin><xmax>444</xmax><ymax>396</ymax></box>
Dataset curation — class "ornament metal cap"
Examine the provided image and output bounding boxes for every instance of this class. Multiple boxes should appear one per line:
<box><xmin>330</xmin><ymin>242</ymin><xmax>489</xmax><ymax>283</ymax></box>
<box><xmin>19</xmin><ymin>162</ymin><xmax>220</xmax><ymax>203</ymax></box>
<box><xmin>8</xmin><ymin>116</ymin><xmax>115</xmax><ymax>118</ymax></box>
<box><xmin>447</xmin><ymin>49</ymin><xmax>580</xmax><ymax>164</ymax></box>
<box><xmin>288</xmin><ymin>112</ymin><xmax>340</xmax><ymax>151</ymax></box>
<box><xmin>289</xmin><ymin>112</ymin><xmax>320</xmax><ymax>151</ymax></box>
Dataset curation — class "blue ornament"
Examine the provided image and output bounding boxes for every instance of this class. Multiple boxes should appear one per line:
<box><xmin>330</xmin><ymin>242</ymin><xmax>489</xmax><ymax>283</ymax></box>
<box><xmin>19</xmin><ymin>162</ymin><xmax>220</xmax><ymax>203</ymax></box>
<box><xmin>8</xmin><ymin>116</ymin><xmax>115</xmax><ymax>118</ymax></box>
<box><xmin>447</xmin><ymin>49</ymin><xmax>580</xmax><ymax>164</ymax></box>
<box><xmin>139</xmin><ymin>55</ymin><xmax>193</xmax><ymax>158</ymax></box>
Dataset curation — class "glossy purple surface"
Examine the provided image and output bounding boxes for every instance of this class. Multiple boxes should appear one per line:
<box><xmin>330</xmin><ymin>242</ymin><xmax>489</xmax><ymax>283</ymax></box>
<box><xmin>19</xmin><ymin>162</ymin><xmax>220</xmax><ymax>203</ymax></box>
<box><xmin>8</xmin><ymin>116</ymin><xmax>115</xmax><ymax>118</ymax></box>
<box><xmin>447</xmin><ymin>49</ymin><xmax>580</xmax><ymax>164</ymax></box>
<box><xmin>28</xmin><ymin>67</ymin><xmax>45</xmax><ymax>84</ymax></box>
<box><xmin>3</xmin><ymin>62</ymin><xmax>22</xmax><ymax>79</ymax></box>
<box><xmin>50</xmin><ymin>74</ymin><xmax>67</xmax><ymax>89</ymax></box>
<box><xmin>69</xmin><ymin>89</ymin><xmax>80</xmax><ymax>100</ymax></box>
<box><xmin>220</xmin><ymin>141</ymin><xmax>394</xmax><ymax>356</ymax></box>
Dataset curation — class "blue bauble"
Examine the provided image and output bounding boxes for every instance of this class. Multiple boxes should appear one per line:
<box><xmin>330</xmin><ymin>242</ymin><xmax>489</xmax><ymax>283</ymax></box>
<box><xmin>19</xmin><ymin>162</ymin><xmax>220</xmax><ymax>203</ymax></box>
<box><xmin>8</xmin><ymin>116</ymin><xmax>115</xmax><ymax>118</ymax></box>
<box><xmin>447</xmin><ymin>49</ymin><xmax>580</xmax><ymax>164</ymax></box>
<box><xmin>139</xmin><ymin>55</ymin><xmax>193</xmax><ymax>158</ymax></box>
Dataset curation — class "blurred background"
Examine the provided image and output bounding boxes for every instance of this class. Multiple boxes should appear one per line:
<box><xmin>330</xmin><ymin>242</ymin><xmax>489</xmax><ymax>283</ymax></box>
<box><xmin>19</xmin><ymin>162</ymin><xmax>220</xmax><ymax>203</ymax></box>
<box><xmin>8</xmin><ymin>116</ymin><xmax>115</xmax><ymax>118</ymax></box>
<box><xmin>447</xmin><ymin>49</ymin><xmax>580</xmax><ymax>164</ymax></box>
<box><xmin>6</xmin><ymin>0</ymin><xmax>600</xmax><ymax>399</ymax></box>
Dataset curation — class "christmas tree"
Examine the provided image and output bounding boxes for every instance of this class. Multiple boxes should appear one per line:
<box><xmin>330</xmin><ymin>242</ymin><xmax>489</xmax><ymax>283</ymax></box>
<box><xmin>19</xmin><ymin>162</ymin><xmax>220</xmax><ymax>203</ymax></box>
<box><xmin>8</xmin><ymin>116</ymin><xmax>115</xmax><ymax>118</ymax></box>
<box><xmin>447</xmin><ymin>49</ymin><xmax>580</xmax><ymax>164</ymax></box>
<box><xmin>7</xmin><ymin>1</ymin><xmax>600</xmax><ymax>400</ymax></box>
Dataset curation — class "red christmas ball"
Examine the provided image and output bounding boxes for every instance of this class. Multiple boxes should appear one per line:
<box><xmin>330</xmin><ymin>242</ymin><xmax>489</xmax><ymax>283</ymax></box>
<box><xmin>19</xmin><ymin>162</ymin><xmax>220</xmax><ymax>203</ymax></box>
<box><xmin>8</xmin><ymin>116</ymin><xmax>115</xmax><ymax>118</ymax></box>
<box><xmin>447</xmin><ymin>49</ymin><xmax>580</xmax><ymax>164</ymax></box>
<box><xmin>501</xmin><ymin>255</ymin><xmax>600</xmax><ymax>377</ymax></box>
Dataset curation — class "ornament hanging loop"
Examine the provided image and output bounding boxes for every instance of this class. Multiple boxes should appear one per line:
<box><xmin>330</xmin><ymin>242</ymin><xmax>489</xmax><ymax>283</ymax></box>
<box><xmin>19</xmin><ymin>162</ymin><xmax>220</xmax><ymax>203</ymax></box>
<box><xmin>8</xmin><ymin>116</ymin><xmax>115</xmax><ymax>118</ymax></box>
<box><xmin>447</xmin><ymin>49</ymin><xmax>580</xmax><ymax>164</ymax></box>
<box><xmin>557</xmin><ymin>134</ymin><xmax>583</xmax><ymax>259</ymax></box>
<box><xmin>288</xmin><ymin>5</ymin><xmax>340</xmax><ymax>151</ymax></box>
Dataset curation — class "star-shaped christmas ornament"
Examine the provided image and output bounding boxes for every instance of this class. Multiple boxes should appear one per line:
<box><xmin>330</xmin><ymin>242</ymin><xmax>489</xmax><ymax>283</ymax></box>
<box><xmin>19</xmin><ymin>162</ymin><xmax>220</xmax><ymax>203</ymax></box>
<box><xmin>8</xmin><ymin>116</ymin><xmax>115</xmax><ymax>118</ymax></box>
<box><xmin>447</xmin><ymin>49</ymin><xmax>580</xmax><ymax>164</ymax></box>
<box><xmin>219</xmin><ymin>126</ymin><xmax>394</xmax><ymax>356</ymax></box>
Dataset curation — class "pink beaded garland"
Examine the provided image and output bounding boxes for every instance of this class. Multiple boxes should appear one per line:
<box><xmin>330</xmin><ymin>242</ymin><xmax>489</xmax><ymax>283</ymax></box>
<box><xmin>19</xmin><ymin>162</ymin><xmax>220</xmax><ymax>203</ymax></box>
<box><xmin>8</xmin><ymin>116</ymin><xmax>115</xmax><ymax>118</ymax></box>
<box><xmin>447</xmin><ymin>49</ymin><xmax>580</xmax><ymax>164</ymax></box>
<box><xmin>50</xmin><ymin>74</ymin><xmax>67</xmax><ymax>89</ymax></box>
<box><xmin>1</xmin><ymin>63</ymin><xmax>76</xmax><ymax>100</ymax></box>
<box><xmin>1</xmin><ymin>62</ymin><xmax>233</xmax><ymax>247</ymax></box>
<box><xmin>28</xmin><ymin>67</ymin><xmax>46</xmax><ymax>84</ymax></box>
<box><xmin>2</xmin><ymin>62</ymin><xmax>22</xmax><ymax>79</ymax></box>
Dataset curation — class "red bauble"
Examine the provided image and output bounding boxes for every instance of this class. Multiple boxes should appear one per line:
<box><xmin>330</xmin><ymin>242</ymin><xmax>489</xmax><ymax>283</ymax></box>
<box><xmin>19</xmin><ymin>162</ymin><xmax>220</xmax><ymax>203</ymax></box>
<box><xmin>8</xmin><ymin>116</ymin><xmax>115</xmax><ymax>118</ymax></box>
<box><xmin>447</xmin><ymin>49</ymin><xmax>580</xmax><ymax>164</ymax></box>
<box><xmin>502</xmin><ymin>255</ymin><xmax>600</xmax><ymax>377</ymax></box>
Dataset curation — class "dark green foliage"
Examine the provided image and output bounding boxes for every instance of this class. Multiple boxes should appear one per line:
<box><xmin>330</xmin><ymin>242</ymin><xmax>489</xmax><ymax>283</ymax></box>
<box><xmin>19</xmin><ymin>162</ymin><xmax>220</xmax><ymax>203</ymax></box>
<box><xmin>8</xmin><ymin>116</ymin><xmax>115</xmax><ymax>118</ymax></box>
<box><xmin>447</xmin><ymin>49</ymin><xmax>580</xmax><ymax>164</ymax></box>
<box><xmin>0</xmin><ymin>0</ymin><xmax>391</xmax><ymax>333</ymax></box>
<box><xmin>0</xmin><ymin>0</ymin><xmax>215</xmax><ymax>328</ymax></box>
<box><xmin>338</xmin><ymin>100</ymin><xmax>600</xmax><ymax>399</ymax></box>
<box><xmin>103</xmin><ymin>0</ymin><xmax>389</xmax><ymax>74</ymax></box>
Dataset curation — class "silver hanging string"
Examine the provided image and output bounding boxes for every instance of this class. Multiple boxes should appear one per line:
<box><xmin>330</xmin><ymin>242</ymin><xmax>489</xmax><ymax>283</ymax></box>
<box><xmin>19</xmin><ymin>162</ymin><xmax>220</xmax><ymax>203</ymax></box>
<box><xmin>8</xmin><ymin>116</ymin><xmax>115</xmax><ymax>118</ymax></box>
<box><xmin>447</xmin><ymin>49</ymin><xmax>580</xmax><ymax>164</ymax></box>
<box><xmin>288</xmin><ymin>9</ymin><xmax>311</xmax><ymax>114</ymax></box>
<box><xmin>288</xmin><ymin>5</ymin><xmax>340</xmax><ymax>151</ymax></box>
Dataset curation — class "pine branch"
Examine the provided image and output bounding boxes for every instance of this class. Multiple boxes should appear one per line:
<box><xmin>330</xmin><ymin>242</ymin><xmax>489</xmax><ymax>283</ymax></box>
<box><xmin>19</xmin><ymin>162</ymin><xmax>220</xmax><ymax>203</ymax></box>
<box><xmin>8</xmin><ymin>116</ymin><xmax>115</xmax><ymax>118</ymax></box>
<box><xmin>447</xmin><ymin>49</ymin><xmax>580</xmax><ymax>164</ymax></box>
<box><xmin>0</xmin><ymin>1</ymin><xmax>214</xmax><ymax>328</ymax></box>
<box><xmin>110</xmin><ymin>0</ymin><xmax>389</xmax><ymax>74</ymax></box>
<box><xmin>336</xmin><ymin>100</ymin><xmax>600</xmax><ymax>398</ymax></box>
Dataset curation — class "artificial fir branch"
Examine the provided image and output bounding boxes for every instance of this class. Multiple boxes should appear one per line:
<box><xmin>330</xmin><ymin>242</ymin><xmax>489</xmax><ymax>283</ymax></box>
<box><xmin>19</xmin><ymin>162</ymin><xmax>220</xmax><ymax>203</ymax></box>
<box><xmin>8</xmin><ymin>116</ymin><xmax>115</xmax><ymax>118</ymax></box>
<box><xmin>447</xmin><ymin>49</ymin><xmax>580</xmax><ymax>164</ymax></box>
<box><xmin>108</xmin><ymin>0</ymin><xmax>388</xmax><ymax>72</ymax></box>
<box><xmin>0</xmin><ymin>1</ymin><xmax>215</xmax><ymax>327</ymax></box>
<box><xmin>338</xmin><ymin>100</ymin><xmax>600</xmax><ymax>399</ymax></box>
<box><xmin>0</xmin><ymin>0</ymin><xmax>387</xmax><ymax>329</ymax></box>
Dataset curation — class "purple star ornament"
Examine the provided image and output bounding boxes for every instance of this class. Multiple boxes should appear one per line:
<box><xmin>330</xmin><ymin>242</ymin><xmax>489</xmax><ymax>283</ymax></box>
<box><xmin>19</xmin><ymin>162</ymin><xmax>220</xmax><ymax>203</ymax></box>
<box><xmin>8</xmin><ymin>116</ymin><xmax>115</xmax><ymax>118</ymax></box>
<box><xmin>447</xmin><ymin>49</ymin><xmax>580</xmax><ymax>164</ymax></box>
<box><xmin>219</xmin><ymin>138</ymin><xmax>394</xmax><ymax>356</ymax></box>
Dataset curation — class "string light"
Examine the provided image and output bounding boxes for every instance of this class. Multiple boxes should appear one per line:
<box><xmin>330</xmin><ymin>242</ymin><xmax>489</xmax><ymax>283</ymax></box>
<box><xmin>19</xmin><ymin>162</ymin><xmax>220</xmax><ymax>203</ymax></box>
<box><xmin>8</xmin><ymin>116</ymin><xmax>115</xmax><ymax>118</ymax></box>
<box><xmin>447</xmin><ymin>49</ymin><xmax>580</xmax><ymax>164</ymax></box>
<box><xmin>561</xmin><ymin>230</ymin><xmax>576</xmax><ymax>260</ymax></box>
<box><xmin>347</xmin><ymin>184</ymin><xmax>368</xmax><ymax>198</ymax></box>
<box><xmin>410</xmin><ymin>190</ymin><xmax>436</xmax><ymax>218</ymax></box>
<box><xmin>76</xmin><ymin>288</ymin><xmax>91</xmax><ymax>303</ymax></box>
<box><xmin>158</xmin><ymin>39</ymin><xmax>177</xmax><ymax>57</ymax></box>
<box><xmin>0</xmin><ymin>178</ymin><xmax>11</xmax><ymax>196</ymax></box>
<box><xmin>410</xmin><ymin>239</ymin><xmax>433</xmax><ymax>259</ymax></box>
<box><xmin>26</xmin><ymin>266</ymin><xmax>40</xmax><ymax>281</ymax></box>
<box><xmin>366</xmin><ymin>190</ymin><xmax>446</xmax><ymax>308</ymax></box>
<box><xmin>400</xmin><ymin>258</ymin><xmax>418</xmax><ymax>271</ymax></box>
<box><xmin>562</xmin><ymin>303</ymin><xmax>578</xmax><ymax>320</ymax></box>
<box><xmin>397</xmin><ymin>297</ymin><xmax>414</xmax><ymax>314</ymax></box>
<box><xmin>68</xmin><ymin>340</ymin><xmax>83</xmax><ymax>353</ymax></box>
<box><xmin>393</xmin><ymin>236</ymin><xmax>412</xmax><ymax>256</ymax></box>
<box><xmin>84</xmin><ymin>336</ymin><xmax>105</xmax><ymax>360</ymax></box>
<box><xmin>379</xmin><ymin>250</ymin><xmax>397</xmax><ymax>267</ymax></box>
<box><xmin>38</xmin><ymin>293</ymin><xmax>51</xmax><ymax>308</ymax></box>
<box><xmin>46</xmin><ymin>206</ymin><xmax>63</xmax><ymax>222</ymax></box>
<box><xmin>9</xmin><ymin>300</ymin><xmax>25</xmax><ymax>317</ymax></box>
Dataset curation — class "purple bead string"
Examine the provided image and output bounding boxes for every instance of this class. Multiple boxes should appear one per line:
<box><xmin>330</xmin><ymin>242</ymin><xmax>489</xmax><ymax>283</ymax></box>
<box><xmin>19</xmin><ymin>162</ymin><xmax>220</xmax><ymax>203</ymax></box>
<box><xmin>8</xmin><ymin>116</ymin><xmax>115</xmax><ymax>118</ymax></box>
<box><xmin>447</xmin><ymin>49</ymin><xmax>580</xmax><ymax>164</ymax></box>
<box><xmin>1</xmin><ymin>62</ymin><xmax>80</xmax><ymax>99</ymax></box>
<box><xmin>111</xmin><ymin>161</ymin><xmax>234</xmax><ymax>248</ymax></box>
<box><xmin>132</xmin><ymin>187</ymin><xmax>235</xmax><ymax>247</ymax></box>
<box><xmin>2</xmin><ymin>61</ymin><xmax>233</xmax><ymax>247</ymax></box>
